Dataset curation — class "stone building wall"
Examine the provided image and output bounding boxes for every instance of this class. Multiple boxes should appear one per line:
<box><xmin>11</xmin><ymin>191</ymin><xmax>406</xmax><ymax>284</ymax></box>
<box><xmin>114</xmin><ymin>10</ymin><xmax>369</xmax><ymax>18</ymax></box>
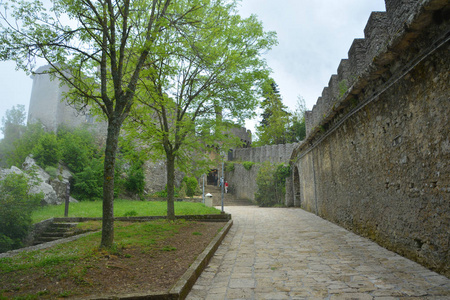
<box><xmin>28</xmin><ymin>65</ymin><xmax>107</xmax><ymax>135</ymax></box>
<box><xmin>289</xmin><ymin>0</ymin><xmax>450</xmax><ymax>276</ymax></box>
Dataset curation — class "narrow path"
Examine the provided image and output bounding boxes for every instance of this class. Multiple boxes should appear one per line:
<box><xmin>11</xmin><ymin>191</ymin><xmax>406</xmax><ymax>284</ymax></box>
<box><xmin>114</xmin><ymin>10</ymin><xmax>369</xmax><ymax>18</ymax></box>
<box><xmin>186</xmin><ymin>206</ymin><xmax>450</xmax><ymax>300</ymax></box>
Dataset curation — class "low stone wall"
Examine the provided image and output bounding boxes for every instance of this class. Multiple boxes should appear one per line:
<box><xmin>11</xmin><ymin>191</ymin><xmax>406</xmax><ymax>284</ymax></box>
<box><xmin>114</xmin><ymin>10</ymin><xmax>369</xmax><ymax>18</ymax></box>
<box><xmin>23</xmin><ymin>218</ymin><xmax>54</xmax><ymax>247</ymax></box>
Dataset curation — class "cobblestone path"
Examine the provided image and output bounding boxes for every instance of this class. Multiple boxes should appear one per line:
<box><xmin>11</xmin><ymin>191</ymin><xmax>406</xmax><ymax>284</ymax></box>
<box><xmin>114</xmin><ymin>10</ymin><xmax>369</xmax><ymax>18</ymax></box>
<box><xmin>186</xmin><ymin>206</ymin><xmax>450</xmax><ymax>300</ymax></box>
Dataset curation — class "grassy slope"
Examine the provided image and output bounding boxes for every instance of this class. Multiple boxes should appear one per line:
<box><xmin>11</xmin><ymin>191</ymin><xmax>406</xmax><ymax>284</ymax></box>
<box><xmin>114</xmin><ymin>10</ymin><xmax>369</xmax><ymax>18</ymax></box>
<box><xmin>32</xmin><ymin>200</ymin><xmax>221</xmax><ymax>223</ymax></box>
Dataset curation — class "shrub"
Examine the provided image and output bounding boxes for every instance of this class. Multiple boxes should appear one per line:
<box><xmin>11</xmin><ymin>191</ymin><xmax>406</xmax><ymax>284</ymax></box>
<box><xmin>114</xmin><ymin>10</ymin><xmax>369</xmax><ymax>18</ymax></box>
<box><xmin>225</xmin><ymin>162</ymin><xmax>235</xmax><ymax>172</ymax></box>
<box><xmin>153</xmin><ymin>185</ymin><xmax>180</xmax><ymax>198</ymax></box>
<box><xmin>185</xmin><ymin>177</ymin><xmax>198</xmax><ymax>198</ymax></box>
<box><xmin>72</xmin><ymin>157</ymin><xmax>104</xmax><ymax>201</ymax></box>
<box><xmin>4</xmin><ymin>123</ymin><xmax>45</xmax><ymax>168</ymax></box>
<box><xmin>32</xmin><ymin>133</ymin><xmax>61</xmax><ymax>168</ymax></box>
<box><xmin>125</xmin><ymin>162</ymin><xmax>145</xmax><ymax>195</ymax></box>
<box><xmin>58</xmin><ymin>126</ymin><xmax>99</xmax><ymax>173</ymax></box>
<box><xmin>255</xmin><ymin>162</ymin><xmax>290</xmax><ymax>207</ymax></box>
<box><xmin>178</xmin><ymin>181</ymin><xmax>187</xmax><ymax>198</ymax></box>
<box><xmin>242</xmin><ymin>161</ymin><xmax>255</xmax><ymax>170</ymax></box>
<box><xmin>44</xmin><ymin>166</ymin><xmax>58</xmax><ymax>178</ymax></box>
<box><xmin>0</xmin><ymin>172</ymin><xmax>43</xmax><ymax>252</ymax></box>
<box><xmin>123</xmin><ymin>210</ymin><xmax>138</xmax><ymax>217</ymax></box>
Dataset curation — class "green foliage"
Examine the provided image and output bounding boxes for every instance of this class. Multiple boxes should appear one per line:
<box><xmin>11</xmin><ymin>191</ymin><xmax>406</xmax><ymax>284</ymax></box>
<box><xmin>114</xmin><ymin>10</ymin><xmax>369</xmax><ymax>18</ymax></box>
<box><xmin>2</xmin><ymin>122</ymin><xmax>45</xmax><ymax>168</ymax></box>
<box><xmin>153</xmin><ymin>185</ymin><xmax>180</xmax><ymax>199</ymax></box>
<box><xmin>1</xmin><ymin>104</ymin><xmax>26</xmax><ymax>134</ymax></box>
<box><xmin>44</xmin><ymin>166</ymin><xmax>58</xmax><ymax>178</ymax></box>
<box><xmin>255</xmin><ymin>162</ymin><xmax>291</xmax><ymax>207</ymax></box>
<box><xmin>123</xmin><ymin>210</ymin><xmax>138</xmax><ymax>217</ymax></box>
<box><xmin>0</xmin><ymin>172</ymin><xmax>43</xmax><ymax>252</ymax></box>
<box><xmin>124</xmin><ymin>162</ymin><xmax>145</xmax><ymax>196</ymax></box>
<box><xmin>286</xmin><ymin>96</ymin><xmax>307</xmax><ymax>142</ymax></box>
<box><xmin>32</xmin><ymin>133</ymin><xmax>61</xmax><ymax>168</ymax></box>
<box><xmin>72</xmin><ymin>157</ymin><xmax>104</xmax><ymax>201</ymax></box>
<box><xmin>225</xmin><ymin>162</ymin><xmax>235</xmax><ymax>172</ymax></box>
<box><xmin>254</xmin><ymin>80</ymin><xmax>292</xmax><ymax>146</ymax></box>
<box><xmin>275</xmin><ymin>164</ymin><xmax>291</xmax><ymax>183</ymax></box>
<box><xmin>121</xmin><ymin>0</ymin><xmax>277</xmax><ymax>220</ymax></box>
<box><xmin>0</xmin><ymin>105</ymin><xmax>27</xmax><ymax>167</ymax></box>
<box><xmin>242</xmin><ymin>161</ymin><xmax>255</xmax><ymax>170</ymax></box>
<box><xmin>339</xmin><ymin>80</ymin><xmax>348</xmax><ymax>97</ymax></box>
<box><xmin>184</xmin><ymin>177</ymin><xmax>198</xmax><ymax>198</ymax></box>
<box><xmin>178</xmin><ymin>182</ymin><xmax>187</xmax><ymax>199</ymax></box>
<box><xmin>57</xmin><ymin>126</ymin><xmax>97</xmax><ymax>173</ymax></box>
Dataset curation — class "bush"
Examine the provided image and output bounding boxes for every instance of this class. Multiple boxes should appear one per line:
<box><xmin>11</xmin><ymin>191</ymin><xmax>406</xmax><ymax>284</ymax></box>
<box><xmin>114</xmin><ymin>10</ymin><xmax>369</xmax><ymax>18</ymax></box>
<box><xmin>178</xmin><ymin>181</ymin><xmax>187</xmax><ymax>198</ymax></box>
<box><xmin>0</xmin><ymin>172</ymin><xmax>43</xmax><ymax>253</ymax></box>
<box><xmin>125</xmin><ymin>162</ymin><xmax>145</xmax><ymax>195</ymax></box>
<box><xmin>242</xmin><ymin>161</ymin><xmax>255</xmax><ymax>170</ymax></box>
<box><xmin>58</xmin><ymin>126</ymin><xmax>96</xmax><ymax>173</ymax></box>
<box><xmin>225</xmin><ymin>162</ymin><xmax>235</xmax><ymax>172</ymax></box>
<box><xmin>255</xmin><ymin>162</ymin><xmax>290</xmax><ymax>207</ymax></box>
<box><xmin>3</xmin><ymin>123</ymin><xmax>45</xmax><ymax>168</ymax></box>
<box><xmin>32</xmin><ymin>133</ymin><xmax>61</xmax><ymax>168</ymax></box>
<box><xmin>184</xmin><ymin>177</ymin><xmax>198</xmax><ymax>198</ymax></box>
<box><xmin>72</xmin><ymin>157</ymin><xmax>104</xmax><ymax>201</ymax></box>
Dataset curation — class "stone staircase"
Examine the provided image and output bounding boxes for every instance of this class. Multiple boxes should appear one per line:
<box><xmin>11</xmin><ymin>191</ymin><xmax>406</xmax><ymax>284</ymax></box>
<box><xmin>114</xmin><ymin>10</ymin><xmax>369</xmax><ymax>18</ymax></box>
<box><xmin>33</xmin><ymin>222</ymin><xmax>79</xmax><ymax>245</ymax></box>
<box><xmin>205</xmin><ymin>184</ymin><xmax>255</xmax><ymax>206</ymax></box>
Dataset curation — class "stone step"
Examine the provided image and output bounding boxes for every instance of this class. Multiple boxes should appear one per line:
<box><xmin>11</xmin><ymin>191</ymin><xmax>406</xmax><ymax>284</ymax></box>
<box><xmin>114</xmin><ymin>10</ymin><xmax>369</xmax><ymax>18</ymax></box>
<box><xmin>33</xmin><ymin>222</ymin><xmax>79</xmax><ymax>245</ymax></box>
<box><xmin>40</xmin><ymin>231</ymin><xmax>75</xmax><ymax>238</ymax></box>
<box><xmin>50</xmin><ymin>222</ymin><xmax>78</xmax><ymax>229</ymax></box>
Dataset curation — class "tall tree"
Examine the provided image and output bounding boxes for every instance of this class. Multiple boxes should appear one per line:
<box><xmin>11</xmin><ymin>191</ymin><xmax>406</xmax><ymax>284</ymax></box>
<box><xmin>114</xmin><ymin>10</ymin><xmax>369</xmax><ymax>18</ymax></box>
<box><xmin>286</xmin><ymin>95</ymin><xmax>306</xmax><ymax>143</ymax></box>
<box><xmin>0</xmin><ymin>104</ymin><xmax>27</xmax><ymax>167</ymax></box>
<box><xmin>254</xmin><ymin>80</ymin><xmax>291</xmax><ymax>146</ymax></box>
<box><xmin>0</xmin><ymin>0</ymin><xmax>201</xmax><ymax>248</ymax></box>
<box><xmin>124</xmin><ymin>0</ymin><xmax>276</xmax><ymax>220</ymax></box>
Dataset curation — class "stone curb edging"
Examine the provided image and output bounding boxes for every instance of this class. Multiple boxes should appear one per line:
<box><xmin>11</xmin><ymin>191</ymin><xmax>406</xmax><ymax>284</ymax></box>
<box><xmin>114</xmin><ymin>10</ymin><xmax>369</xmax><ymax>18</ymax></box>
<box><xmin>53</xmin><ymin>214</ymin><xmax>231</xmax><ymax>223</ymax></box>
<box><xmin>84</xmin><ymin>219</ymin><xmax>233</xmax><ymax>300</ymax></box>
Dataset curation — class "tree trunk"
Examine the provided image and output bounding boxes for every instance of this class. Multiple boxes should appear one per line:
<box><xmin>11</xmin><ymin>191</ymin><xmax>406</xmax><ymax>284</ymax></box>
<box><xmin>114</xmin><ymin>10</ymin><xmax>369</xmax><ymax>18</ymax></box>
<box><xmin>100</xmin><ymin>117</ymin><xmax>121</xmax><ymax>248</ymax></box>
<box><xmin>166</xmin><ymin>153</ymin><xmax>176</xmax><ymax>221</ymax></box>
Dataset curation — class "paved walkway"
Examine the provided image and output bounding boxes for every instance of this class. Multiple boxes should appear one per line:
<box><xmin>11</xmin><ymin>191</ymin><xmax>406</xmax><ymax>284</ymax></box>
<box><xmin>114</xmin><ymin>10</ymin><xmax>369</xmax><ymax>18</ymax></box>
<box><xmin>186</xmin><ymin>206</ymin><xmax>450</xmax><ymax>300</ymax></box>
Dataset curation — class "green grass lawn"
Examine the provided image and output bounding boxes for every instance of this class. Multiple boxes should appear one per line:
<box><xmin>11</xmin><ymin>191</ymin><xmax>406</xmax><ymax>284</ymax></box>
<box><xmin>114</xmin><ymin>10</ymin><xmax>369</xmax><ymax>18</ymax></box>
<box><xmin>0</xmin><ymin>219</ymin><xmax>225</xmax><ymax>299</ymax></box>
<box><xmin>32</xmin><ymin>200</ymin><xmax>221</xmax><ymax>223</ymax></box>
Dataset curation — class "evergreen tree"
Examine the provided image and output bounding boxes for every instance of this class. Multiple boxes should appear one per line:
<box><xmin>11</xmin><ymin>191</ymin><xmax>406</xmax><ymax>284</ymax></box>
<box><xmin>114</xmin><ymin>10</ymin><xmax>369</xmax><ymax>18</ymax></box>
<box><xmin>286</xmin><ymin>96</ymin><xmax>306</xmax><ymax>143</ymax></box>
<box><xmin>254</xmin><ymin>80</ymin><xmax>291</xmax><ymax>146</ymax></box>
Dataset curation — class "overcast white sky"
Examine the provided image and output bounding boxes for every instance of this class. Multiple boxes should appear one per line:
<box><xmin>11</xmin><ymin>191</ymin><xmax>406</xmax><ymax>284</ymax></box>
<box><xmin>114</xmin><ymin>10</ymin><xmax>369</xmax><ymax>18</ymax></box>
<box><xmin>0</xmin><ymin>0</ymin><xmax>386</xmax><ymax>138</ymax></box>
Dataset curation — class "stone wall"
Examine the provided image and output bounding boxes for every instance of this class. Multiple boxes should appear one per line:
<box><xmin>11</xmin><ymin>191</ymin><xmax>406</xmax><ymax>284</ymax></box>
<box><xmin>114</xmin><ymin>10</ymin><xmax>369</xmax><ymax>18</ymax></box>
<box><xmin>28</xmin><ymin>65</ymin><xmax>107</xmax><ymax>136</ymax></box>
<box><xmin>231</xmin><ymin>143</ymin><xmax>298</xmax><ymax>164</ymax></box>
<box><xmin>225</xmin><ymin>163</ymin><xmax>259</xmax><ymax>201</ymax></box>
<box><xmin>289</xmin><ymin>0</ymin><xmax>450</xmax><ymax>277</ymax></box>
<box><xmin>226</xmin><ymin>143</ymin><xmax>298</xmax><ymax>201</ymax></box>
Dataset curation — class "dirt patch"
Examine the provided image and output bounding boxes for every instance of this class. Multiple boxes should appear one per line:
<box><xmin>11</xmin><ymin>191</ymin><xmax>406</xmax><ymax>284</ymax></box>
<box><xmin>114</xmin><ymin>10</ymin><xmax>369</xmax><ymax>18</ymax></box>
<box><xmin>0</xmin><ymin>221</ymin><xmax>225</xmax><ymax>299</ymax></box>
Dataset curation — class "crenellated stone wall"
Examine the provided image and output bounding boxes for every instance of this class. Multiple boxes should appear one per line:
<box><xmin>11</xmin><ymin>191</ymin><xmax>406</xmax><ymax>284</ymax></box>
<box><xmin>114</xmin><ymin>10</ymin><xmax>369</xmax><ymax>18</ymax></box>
<box><xmin>289</xmin><ymin>0</ymin><xmax>450</xmax><ymax>277</ymax></box>
<box><xmin>231</xmin><ymin>143</ymin><xmax>298</xmax><ymax>164</ymax></box>
<box><xmin>226</xmin><ymin>143</ymin><xmax>298</xmax><ymax>201</ymax></box>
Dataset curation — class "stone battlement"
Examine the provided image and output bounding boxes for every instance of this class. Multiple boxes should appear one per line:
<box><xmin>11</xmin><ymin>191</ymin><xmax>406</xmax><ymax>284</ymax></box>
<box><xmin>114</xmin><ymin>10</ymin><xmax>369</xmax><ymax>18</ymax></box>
<box><xmin>231</xmin><ymin>143</ymin><xmax>298</xmax><ymax>164</ymax></box>
<box><xmin>304</xmin><ymin>0</ymin><xmax>448</xmax><ymax>137</ymax></box>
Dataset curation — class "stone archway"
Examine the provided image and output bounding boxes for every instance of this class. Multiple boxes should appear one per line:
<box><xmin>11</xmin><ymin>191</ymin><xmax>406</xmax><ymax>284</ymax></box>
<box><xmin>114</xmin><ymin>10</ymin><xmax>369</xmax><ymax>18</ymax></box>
<box><xmin>293</xmin><ymin>165</ymin><xmax>301</xmax><ymax>207</ymax></box>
